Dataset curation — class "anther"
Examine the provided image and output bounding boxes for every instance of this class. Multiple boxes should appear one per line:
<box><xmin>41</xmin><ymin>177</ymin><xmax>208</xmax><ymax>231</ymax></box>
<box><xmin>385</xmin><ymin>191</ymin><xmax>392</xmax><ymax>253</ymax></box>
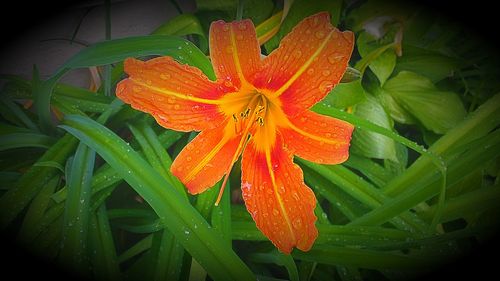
<box><xmin>256</xmin><ymin>116</ymin><xmax>264</xmax><ymax>126</ymax></box>
<box><xmin>257</xmin><ymin>106</ymin><xmax>265</xmax><ymax>114</ymax></box>
<box><xmin>241</xmin><ymin>108</ymin><xmax>250</xmax><ymax>118</ymax></box>
<box><xmin>232</xmin><ymin>114</ymin><xmax>238</xmax><ymax>122</ymax></box>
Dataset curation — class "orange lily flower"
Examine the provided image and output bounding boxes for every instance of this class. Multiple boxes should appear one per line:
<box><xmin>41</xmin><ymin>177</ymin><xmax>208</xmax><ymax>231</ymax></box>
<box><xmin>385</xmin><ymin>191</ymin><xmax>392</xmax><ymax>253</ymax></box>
<box><xmin>116</xmin><ymin>12</ymin><xmax>354</xmax><ymax>253</ymax></box>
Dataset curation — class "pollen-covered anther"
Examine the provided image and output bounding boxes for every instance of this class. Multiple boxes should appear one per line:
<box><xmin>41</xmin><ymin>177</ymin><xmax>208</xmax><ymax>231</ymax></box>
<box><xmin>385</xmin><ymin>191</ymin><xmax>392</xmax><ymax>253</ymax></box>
<box><xmin>256</xmin><ymin>116</ymin><xmax>264</xmax><ymax>126</ymax></box>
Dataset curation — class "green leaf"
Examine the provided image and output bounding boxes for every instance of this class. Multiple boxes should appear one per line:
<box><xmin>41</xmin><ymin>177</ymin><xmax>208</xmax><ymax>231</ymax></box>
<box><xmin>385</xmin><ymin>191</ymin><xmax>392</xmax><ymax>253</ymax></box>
<box><xmin>351</xmin><ymin>95</ymin><xmax>397</xmax><ymax>161</ymax></box>
<box><xmin>383</xmin><ymin>71</ymin><xmax>466</xmax><ymax>134</ymax></box>
<box><xmin>394</xmin><ymin>45</ymin><xmax>462</xmax><ymax>83</ymax></box>
<box><xmin>264</xmin><ymin>0</ymin><xmax>342</xmax><ymax>52</ymax></box>
<box><xmin>17</xmin><ymin>176</ymin><xmax>59</xmax><ymax>243</ymax></box>
<box><xmin>352</xmin><ymin>130</ymin><xmax>500</xmax><ymax>227</ymax></box>
<box><xmin>249</xmin><ymin>251</ymin><xmax>300</xmax><ymax>281</ymax></box>
<box><xmin>152</xmin><ymin>14</ymin><xmax>205</xmax><ymax>37</ymax></box>
<box><xmin>293</xmin><ymin>245</ymin><xmax>434</xmax><ymax>270</ymax></box>
<box><xmin>60</xmin><ymin>114</ymin><xmax>255</xmax><ymax>281</ymax></box>
<box><xmin>346</xmin><ymin>0</ymin><xmax>415</xmax><ymax>33</ymax></box>
<box><xmin>357</xmin><ymin>32</ymin><xmax>396</xmax><ymax>86</ymax></box>
<box><xmin>149</xmin><ymin>229</ymin><xmax>185</xmax><ymax>281</ymax></box>
<box><xmin>196</xmin><ymin>0</ymin><xmax>274</xmax><ymax>25</ymax></box>
<box><xmin>0</xmin><ymin>133</ymin><xmax>56</xmax><ymax>151</ymax></box>
<box><xmin>0</xmin><ymin>133</ymin><xmax>78</xmax><ymax>229</ymax></box>
<box><xmin>153</xmin><ymin>13</ymin><xmax>207</xmax><ymax>50</ymax></box>
<box><xmin>0</xmin><ymin>94</ymin><xmax>38</xmax><ymax>131</ymax></box>
<box><xmin>89</xmin><ymin>205</ymin><xmax>122</xmax><ymax>281</ymax></box>
<box><xmin>319</xmin><ymin>80</ymin><xmax>366</xmax><ymax>109</ymax></box>
<box><xmin>211</xmin><ymin>182</ymin><xmax>232</xmax><ymax>246</ymax></box>
<box><xmin>60</xmin><ymin>142</ymin><xmax>96</xmax><ymax>274</ymax></box>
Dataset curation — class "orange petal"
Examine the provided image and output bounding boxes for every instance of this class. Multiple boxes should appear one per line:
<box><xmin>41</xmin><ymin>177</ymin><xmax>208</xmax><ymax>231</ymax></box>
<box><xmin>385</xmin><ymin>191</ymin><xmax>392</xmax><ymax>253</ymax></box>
<box><xmin>281</xmin><ymin>110</ymin><xmax>354</xmax><ymax>164</ymax></box>
<box><xmin>116</xmin><ymin>57</ymin><xmax>227</xmax><ymax>132</ymax></box>
<box><xmin>209</xmin><ymin>19</ymin><xmax>262</xmax><ymax>89</ymax></box>
<box><xmin>171</xmin><ymin>125</ymin><xmax>241</xmax><ymax>194</ymax></box>
<box><xmin>241</xmin><ymin>135</ymin><xmax>318</xmax><ymax>253</ymax></box>
<box><xmin>254</xmin><ymin>12</ymin><xmax>354</xmax><ymax>117</ymax></box>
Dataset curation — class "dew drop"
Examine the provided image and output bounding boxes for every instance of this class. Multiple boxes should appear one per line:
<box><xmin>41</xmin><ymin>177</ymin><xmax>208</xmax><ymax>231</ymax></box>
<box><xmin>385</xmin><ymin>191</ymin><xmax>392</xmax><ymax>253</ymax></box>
<box><xmin>319</xmin><ymin>81</ymin><xmax>333</xmax><ymax>92</ymax></box>
<box><xmin>279</xmin><ymin>185</ymin><xmax>285</xmax><ymax>194</ymax></box>
<box><xmin>293</xmin><ymin>50</ymin><xmax>302</xmax><ymax>58</ymax></box>
<box><xmin>225</xmin><ymin>46</ymin><xmax>233</xmax><ymax>54</ymax></box>
<box><xmin>322</xmin><ymin>70</ymin><xmax>331</xmax><ymax>76</ymax></box>
<box><xmin>222</xmin><ymin>25</ymin><xmax>230</xmax><ymax>32</ymax></box>
<box><xmin>307</xmin><ymin>68</ymin><xmax>314</xmax><ymax>75</ymax></box>
<box><xmin>292</xmin><ymin>192</ymin><xmax>300</xmax><ymax>201</ymax></box>
<box><xmin>236</xmin><ymin>34</ymin><xmax>244</xmax><ymax>41</ymax></box>
<box><xmin>174</xmin><ymin>104</ymin><xmax>180</xmax><ymax>110</ymax></box>
<box><xmin>187</xmin><ymin>156</ymin><xmax>192</xmax><ymax>161</ymax></box>
<box><xmin>168</xmin><ymin>97</ymin><xmax>176</xmax><ymax>104</ymax></box>
<box><xmin>311</xmin><ymin>17</ymin><xmax>319</xmax><ymax>27</ymax></box>
<box><xmin>315</xmin><ymin>31</ymin><xmax>325</xmax><ymax>39</ymax></box>
<box><xmin>238</xmin><ymin>22</ymin><xmax>247</xmax><ymax>30</ymax></box>
<box><xmin>272</xmin><ymin>208</ymin><xmax>279</xmax><ymax>216</ymax></box>
<box><xmin>133</xmin><ymin>86</ymin><xmax>141</xmax><ymax>93</ymax></box>
<box><xmin>160</xmin><ymin>73</ymin><xmax>170</xmax><ymax>80</ymax></box>
<box><xmin>328</xmin><ymin>53</ymin><xmax>343</xmax><ymax>64</ymax></box>
<box><xmin>292</xmin><ymin>218</ymin><xmax>302</xmax><ymax>229</ymax></box>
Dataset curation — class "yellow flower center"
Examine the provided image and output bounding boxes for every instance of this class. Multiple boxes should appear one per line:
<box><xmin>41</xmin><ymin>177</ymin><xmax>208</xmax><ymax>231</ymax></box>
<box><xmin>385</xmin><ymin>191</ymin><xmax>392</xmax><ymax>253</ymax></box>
<box><xmin>219</xmin><ymin>87</ymin><xmax>287</xmax><ymax>150</ymax></box>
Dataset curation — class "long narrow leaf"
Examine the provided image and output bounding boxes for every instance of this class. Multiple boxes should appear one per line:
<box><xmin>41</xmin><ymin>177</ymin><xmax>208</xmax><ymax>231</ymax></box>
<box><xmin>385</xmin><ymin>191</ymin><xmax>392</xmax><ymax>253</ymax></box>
<box><xmin>60</xmin><ymin>114</ymin><xmax>255</xmax><ymax>281</ymax></box>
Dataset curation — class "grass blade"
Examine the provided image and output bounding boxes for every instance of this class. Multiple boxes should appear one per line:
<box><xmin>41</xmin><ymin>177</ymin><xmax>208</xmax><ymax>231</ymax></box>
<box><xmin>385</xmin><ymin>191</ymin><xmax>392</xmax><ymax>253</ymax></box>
<box><xmin>60</xmin><ymin>142</ymin><xmax>96</xmax><ymax>274</ymax></box>
<box><xmin>60</xmin><ymin>114</ymin><xmax>255</xmax><ymax>281</ymax></box>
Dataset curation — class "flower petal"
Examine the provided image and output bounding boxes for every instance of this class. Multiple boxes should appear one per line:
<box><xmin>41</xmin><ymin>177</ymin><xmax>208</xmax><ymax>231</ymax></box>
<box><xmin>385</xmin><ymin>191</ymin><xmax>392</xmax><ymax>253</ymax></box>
<box><xmin>254</xmin><ymin>12</ymin><xmax>354</xmax><ymax>117</ymax></box>
<box><xmin>209</xmin><ymin>19</ymin><xmax>262</xmax><ymax>89</ymax></box>
<box><xmin>116</xmin><ymin>57</ymin><xmax>227</xmax><ymax>132</ymax></box>
<box><xmin>171</xmin><ymin>124</ymin><xmax>241</xmax><ymax>194</ymax></box>
<box><xmin>241</xmin><ymin>135</ymin><xmax>318</xmax><ymax>253</ymax></box>
<box><xmin>281</xmin><ymin>110</ymin><xmax>354</xmax><ymax>164</ymax></box>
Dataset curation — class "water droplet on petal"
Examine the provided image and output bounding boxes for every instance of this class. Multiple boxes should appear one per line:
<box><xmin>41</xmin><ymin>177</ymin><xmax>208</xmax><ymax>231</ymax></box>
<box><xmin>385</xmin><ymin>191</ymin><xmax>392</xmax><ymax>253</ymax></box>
<box><xmin>236</xmin><ymin>34</ymin><xmax>244</xmax><ymax>40</ymax></box>
<box><xmin>322</xmin><ymin>70</ymin><xmax>330</xmax><ymax>76</ymax></box>
<box><xmin>293</xmin><ymin>50</ymin><xmax>302</xmax><ymax>58</ymax></box>
<box><xmin>307</xmin><ymin>68</ymin><xmax>314</xmax><ymax>75</ymax></box>
<box><xmin>319</xmin><ymin>81</ymin><xmax>333</xmax><ymax>92</ymax></box>
<box><xmin>315</xmin><ymin>31</ymin><xmax>325</xmax><ymax>39</ymax></box>
<box><xmin>174</xmin><ymin>104</ymin><xmax>180</xmax><ymax>110</ymax></box>
<box><xmin>272</xmin><ymin>208</ymin><xmax>279</xmax><ymax>216</ymax></box>
<box><xmin>238</xmin><ymin>23</ymin><xmax>247</xmax><ymax>30</ymax></box>
<box><xmin>160</xmin><ymin>73</ymin><xmax>170</xmax><ymax>80</ymax></box>
<box><xmin>311</xmin><ymin>17</ymin><xmax>319</xmax><ymax>27</ymax></box>
<box><xmin>222</xmin><ymin>25</ymin><xmax>230</xmax><ymax>32</ymax></box>
<box><xmin>328</xmin><ymin>53</ymin><xmax>343</xmax><ymax>64</ymax></box>
<box><xmin>292</xmin><ymin>218</ymin><xmax>302</xmax><ymax>229</ymax></box>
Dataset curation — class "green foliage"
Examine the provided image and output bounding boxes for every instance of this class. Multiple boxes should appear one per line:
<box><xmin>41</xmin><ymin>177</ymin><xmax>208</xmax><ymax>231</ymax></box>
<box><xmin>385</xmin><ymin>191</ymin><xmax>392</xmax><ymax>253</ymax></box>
<box><xmin>1</xmin><ymin>1</ymin><xmax>500</xmax><ymax>281</ymax></box>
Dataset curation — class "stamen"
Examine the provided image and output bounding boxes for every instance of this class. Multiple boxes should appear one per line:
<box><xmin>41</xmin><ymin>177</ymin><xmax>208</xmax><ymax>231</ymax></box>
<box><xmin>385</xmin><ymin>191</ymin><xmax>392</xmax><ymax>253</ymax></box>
<box><xmin>232</xmin><ymin>114</ymin><xmax>238</xmax><ymax>122</ymax></box>
<box><xmin>256</xmin><ymin>116</ymin><xmax>264</xmax><ymax>126</ymax></box>
<box><xmin>215</xmin><ymin>95</ymin><xmax>261</xmax><ymax>206</ymax></box>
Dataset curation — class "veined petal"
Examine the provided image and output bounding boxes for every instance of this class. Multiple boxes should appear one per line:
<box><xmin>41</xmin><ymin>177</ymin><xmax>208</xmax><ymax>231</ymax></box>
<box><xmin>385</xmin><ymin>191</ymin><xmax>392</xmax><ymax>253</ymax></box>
<box><xmin>254</xmin><ymin>12</ymin><xmax>354</xmax><ymax>117</ymax></box>
<box><xmin>241</xmin><ymin>135</ymin><xmax>318</xmax><ymax>253</ymax></box>
<box><xmin>209</xmin><ymin>19</ymin><xmax>262</xmax><ymax>89</ymax></box>
<box><xmin>171</xmin><ymin>124</ymin><xmax>242</xmax><ymax>194</ymax></box>
<box><xmin>281</xmin><ymin>110</ymin><xmax>354</xmax><ymax>164</ymax></box>
<box><xmin>117</xmin><ymin>57</ymin><xmax>227</xmax><ymax>132</ymax></box>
